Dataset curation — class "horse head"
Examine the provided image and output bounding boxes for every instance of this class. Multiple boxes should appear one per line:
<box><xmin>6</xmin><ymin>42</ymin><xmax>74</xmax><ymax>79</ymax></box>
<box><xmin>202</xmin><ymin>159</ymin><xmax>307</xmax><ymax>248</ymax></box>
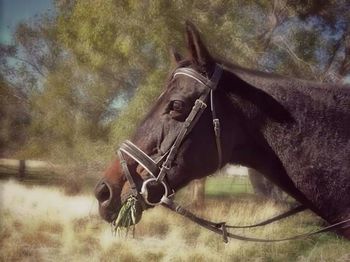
<box><xmin>94</xmin><ymin>22</ymin><xmax>248</xmax><ymax>223</ymax></box>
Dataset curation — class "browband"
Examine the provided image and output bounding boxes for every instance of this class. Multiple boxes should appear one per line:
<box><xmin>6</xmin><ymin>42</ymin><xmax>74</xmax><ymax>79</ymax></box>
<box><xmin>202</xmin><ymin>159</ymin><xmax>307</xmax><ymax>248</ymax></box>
<box><xmin>173</xmin><ymin>64</ymin><xmax>223</xmax><ymax>90</ymax></box>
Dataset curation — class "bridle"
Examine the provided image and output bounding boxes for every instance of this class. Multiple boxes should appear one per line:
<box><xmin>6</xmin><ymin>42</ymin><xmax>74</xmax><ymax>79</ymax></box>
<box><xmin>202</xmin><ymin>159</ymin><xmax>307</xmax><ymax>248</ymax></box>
<box><xmin>118</xmin><ymin>63</ymin><xmax>223</xmax><ymax>206</ymax></box>
<box><xmin>115</xmin><ymin>64</ymin><xmax>350</xmax><ymax>242</ymax></box>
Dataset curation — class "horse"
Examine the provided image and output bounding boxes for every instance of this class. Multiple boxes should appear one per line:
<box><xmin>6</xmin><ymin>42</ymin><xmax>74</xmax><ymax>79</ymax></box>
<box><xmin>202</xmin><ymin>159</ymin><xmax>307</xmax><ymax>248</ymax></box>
<box><xmin>95</xmin><ymin>21</ymin><xmax>350</xmax><ymax>239</ymax></box>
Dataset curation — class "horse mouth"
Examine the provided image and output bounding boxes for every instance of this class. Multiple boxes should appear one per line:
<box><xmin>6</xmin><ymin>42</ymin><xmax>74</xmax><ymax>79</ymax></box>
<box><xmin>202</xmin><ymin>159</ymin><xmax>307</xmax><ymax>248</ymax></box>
<box><xmin>112</xmin><ymin>196</ymin><xmax>144</xmax><ymax>230</ymax></box>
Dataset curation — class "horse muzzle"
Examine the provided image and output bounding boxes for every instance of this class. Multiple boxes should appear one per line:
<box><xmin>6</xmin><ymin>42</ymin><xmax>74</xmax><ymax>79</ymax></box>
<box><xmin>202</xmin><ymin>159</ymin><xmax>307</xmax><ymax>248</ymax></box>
<box><xmin>94</xmin><ymin>179</ymin><xmax>121</xmax><ymax>222</ymax></box>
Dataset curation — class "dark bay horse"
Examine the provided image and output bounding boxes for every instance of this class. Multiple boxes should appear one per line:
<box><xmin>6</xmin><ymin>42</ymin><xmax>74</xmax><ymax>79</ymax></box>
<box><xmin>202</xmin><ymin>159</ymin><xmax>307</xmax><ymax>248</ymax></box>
<box><xmin>95</xmin><ymin>22</ymin><xmax>350</xmax><ymax>239</ymax></box>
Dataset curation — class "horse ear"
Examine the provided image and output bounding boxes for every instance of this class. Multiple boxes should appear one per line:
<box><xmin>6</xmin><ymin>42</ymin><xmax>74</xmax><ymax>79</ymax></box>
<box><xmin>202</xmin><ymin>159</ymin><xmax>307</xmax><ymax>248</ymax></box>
<box><xmin>170</xmin><ymin>47</ymin><xmax>183</xmax><ymax>64</ymax></box>
<box><xmin>185</xmin><ymin>20</ymin><xmax>214</xmax><ymax>70</ymax></box>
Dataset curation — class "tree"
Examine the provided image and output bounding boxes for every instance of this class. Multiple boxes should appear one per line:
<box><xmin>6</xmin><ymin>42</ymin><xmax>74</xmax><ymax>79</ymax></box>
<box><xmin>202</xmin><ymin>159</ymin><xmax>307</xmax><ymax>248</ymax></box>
<box><xmin>188</xmin><ymin>178</ymin><xmax>206</xmax><ymax>208</ymax></box>
<box><xmin>248</xmin><ymin>168</ymin><xmax>287</xmax><ymax>202</ymax></box>
<box><xmin>1</xmin><ymin>10</ymin><xmax>126</xmax><ymax>160</ymax></box>
<box><xmin>0</xmin><ymin>75</ymin><xmax>29</xmax><ymax>156</ymax></box>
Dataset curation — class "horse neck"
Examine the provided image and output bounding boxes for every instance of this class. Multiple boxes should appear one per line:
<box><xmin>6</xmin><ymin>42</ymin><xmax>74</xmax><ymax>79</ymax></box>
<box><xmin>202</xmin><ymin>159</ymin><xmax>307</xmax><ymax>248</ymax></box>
<box><xmin>219</xmin><ymin>70</ymin><xmax>284</xmax><ymax>167</ymax></box>
<box><xmin>218</xmin><ymin>69</ymin><xmax>324</xmax><ymax>212</ymax></box>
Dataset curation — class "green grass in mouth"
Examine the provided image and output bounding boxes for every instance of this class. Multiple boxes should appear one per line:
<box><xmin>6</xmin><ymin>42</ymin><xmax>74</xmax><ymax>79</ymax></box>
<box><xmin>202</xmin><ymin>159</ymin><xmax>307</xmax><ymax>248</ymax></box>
<box><xmin>112</xmin><ymin>196</ymin><xmax>143</xmax><ymax>235</ymax></box>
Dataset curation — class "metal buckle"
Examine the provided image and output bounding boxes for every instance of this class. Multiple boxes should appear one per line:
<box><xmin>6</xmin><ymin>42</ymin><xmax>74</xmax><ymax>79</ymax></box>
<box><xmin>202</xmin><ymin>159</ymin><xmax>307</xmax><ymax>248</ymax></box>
<box><xmin>195</xmin><ymin>99</ymin><xmax>207</xmax><ymax>109</ymax></box>
<box><xmin>213</xmin><ymin>118</ymin><xmax>220</xmax><ymax>136</ymax></box>
<box><xmin>161</xmin><ymin>163</ymin><xmax>171</xmax><ymax>171</ymax></box>
<box><xmin>140</xmin><ymin>178</ymin><xmax>169</xmax><ymax>206</ymax></box>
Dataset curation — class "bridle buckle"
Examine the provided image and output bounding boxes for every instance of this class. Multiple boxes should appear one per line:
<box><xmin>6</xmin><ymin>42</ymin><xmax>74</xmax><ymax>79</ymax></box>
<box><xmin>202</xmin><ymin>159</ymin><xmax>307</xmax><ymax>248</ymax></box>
<box><xmin>195</xmin><ymin>99</ymin><xmax>207</xmax><ymax>109</ymax></box>
<box><xmin>213</xmin><ymin>118</ymin><xmax>220</xmax><ymax>136</ymax></box>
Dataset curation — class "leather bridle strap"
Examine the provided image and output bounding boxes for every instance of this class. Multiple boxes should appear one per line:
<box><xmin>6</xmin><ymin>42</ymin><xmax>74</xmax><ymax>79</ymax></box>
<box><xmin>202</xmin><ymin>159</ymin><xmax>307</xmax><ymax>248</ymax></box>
<box><xmin>156</xmin><ymin>64</ymin><xmax>223</xmax><ymax>183</ymax></box>
<box><xmin>156</xmin><ymin>91</ymin><xmax>210</xmax><ymax>182</ymax></box>
<box><xmin>119</xmin><ymin>140</ymin><xmax>159</xmax><ymax>177</ymax></box>
<box><xmin>161</xmin><ymin>196</ymin><xmax>350</xmax><ymax>243</ymax></box>
<box><xmin>173</xmin><ymin>67</ymin><xmax>218</xmax><ymax>87</ymax></box>
<box><xmin>225</xmin><ymin>204</ymin><xmax>307</xmax><ymax>228</ymax></box>
<box><xmin>117</xmin><ymin>150</ymin><xmax>139</xmax><ymax>197</ymax></box>
<box><xmin>210</xmin><ymin>90</ymin><xmax>222</xmax><ymax>169</ymax></box>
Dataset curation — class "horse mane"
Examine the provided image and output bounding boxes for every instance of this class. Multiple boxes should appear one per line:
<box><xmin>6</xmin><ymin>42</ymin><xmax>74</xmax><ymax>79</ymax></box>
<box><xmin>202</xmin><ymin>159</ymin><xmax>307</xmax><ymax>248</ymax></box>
<box><xmin>218</xmin><ymin>58</ymin><xmax>287</xmax><ymax>80</ymax></box>
<box><xmin>216</xmin><ymin>57</ymin><xmax>349</xmax><ymax>90</ymax></box>
<box><xmin>215</xmin><ymin>58</ymin><xmax>296</xmax><ymax>124</ymax></box>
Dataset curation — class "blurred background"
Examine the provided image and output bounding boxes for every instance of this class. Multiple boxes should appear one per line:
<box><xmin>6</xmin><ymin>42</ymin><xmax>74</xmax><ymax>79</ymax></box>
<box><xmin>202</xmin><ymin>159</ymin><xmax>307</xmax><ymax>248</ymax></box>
<box><xmin>1</xmin><ymin>1</ymin><xmax>350</xmax><ymax>261</ymax></box>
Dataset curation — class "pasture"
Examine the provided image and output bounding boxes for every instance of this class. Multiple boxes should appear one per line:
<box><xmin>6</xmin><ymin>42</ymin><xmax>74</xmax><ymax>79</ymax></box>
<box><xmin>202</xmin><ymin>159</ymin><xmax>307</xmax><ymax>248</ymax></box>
<box><xmin>1</xmin><ymin>179</ymin><xmax>349</xmax><ymax>262</ymax></box>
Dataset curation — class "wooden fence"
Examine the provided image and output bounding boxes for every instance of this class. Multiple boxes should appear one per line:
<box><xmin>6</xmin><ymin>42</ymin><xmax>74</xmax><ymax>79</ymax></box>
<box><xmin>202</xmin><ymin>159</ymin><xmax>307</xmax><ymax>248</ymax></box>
<box><xmin>0</xmin><ymin>158</ymin><xmax>66</xmax><ymax>185</ymax></box>
<box><xmin>0</xmin><ymin>158</ymin><xmax>102</xmax><ymax>192</ymax></box>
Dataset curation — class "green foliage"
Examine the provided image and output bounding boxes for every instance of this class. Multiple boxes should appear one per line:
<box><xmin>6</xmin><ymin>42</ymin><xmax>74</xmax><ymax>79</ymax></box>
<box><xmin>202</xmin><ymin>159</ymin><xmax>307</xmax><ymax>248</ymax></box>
<box><xmin>205</xmin><ymin>176</ymin><xmax>253</xmax><ymax>196</ymax></box>
<box><xmin>113</xmin><ymin>196</ymin><xmax>143</xmax><ymax>232</ymax></box>
<box><xmin>111</xmin><ymin>69</ymin><xmax>167</xmax><ymax>145</ymax></box>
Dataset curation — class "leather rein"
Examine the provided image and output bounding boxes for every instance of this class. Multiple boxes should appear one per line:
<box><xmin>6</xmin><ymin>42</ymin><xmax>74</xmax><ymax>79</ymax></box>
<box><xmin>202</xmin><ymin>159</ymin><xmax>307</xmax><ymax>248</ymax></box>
<box><xmin>116</xmin><ymin>64</ymin><xmax>350</xmax><ymax>243</ymax></box>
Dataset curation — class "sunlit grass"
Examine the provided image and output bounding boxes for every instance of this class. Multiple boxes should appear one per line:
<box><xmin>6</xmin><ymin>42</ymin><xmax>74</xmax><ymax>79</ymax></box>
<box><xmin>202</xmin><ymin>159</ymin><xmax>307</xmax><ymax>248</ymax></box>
<box><xmin>0</xmin><ymin>180</ymin><xmax>349</xmax><ymax>261</ymax></box>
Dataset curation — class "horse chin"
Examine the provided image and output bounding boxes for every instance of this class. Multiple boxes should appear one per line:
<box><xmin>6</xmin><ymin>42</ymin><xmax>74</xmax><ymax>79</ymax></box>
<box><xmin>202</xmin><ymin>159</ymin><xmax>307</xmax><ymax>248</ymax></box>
<box><xmin>98</xmin><ymin>203</ymin><xmax>120</xmax><ymax>223</ymax></box>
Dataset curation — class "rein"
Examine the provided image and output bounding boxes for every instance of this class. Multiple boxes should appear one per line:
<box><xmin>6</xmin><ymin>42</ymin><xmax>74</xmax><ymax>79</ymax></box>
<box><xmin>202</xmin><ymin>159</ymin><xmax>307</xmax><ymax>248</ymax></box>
<box><xmin>116</xmin><ymin>63</ymin><xmax>350</xmax><ymax>242</ymax></box>
<box><xmin>161</xmin><ymin>196</ymin><xmax>350</xmax><ymax>243</ymax></box>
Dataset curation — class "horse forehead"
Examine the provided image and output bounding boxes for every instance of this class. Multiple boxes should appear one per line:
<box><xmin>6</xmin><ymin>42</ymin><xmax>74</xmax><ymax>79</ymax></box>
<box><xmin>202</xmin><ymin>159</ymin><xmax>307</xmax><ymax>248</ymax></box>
<box><xmin>168</xmin><ymin>76</ymin><xmax>205</xmax><ymax>98</ymax></box>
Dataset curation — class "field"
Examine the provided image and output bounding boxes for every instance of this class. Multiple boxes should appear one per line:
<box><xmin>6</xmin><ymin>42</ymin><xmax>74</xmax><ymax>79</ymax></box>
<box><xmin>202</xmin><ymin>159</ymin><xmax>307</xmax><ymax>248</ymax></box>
<box><xmin>205</xmin><ymin>176</ymin><xmax>253</xmax><ymax>196</ymax></box>
<box><xmin>1</xmin><ymin>179</ymin><xmax>350</xmax><ymax>262</ymax></box>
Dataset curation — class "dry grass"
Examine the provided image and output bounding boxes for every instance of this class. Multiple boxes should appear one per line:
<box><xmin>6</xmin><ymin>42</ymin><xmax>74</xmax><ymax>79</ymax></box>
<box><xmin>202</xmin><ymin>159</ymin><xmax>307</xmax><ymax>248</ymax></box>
<box><xmin>0</xmin><ymin>180</ymin><xmax>349</xmax><ymax>262</ymax></box>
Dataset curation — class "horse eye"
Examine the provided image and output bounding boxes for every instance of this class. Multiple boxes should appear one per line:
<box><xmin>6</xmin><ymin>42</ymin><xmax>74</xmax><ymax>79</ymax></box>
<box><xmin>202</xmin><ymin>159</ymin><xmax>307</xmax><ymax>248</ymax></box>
<box><xmin>172</xmin><ymin>100</ymin><xmax>184</xmax><ymax>112</ymax></box>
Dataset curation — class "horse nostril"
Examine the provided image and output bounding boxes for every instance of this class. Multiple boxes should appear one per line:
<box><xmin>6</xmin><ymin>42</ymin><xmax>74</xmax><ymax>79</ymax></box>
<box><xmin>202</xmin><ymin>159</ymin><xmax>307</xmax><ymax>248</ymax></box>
<box><xmin>95</xmin><ymin>182</ymin><xmax>112</xmax><ymax>204</ymax></box>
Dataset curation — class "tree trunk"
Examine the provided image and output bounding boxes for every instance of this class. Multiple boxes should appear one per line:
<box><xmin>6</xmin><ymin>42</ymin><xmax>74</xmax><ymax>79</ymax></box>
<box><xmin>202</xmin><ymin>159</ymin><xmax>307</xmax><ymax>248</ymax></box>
<box><xmin>189</xmin><ymin>177</ymin><xmax>206</xmax><ymax>208</ymax></box>
<box><xmin>248</xmin><ymin>168</ymin><xmax>286</xmax><ymax>202</ymax></box>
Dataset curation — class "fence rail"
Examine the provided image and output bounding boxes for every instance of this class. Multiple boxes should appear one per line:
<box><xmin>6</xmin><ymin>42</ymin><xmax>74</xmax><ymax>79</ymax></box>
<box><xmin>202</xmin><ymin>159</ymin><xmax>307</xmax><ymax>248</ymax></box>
<box><xmin>0</xmin><ymin>158</ymin><xmax>66</xmax><ymax>185</ymax></box>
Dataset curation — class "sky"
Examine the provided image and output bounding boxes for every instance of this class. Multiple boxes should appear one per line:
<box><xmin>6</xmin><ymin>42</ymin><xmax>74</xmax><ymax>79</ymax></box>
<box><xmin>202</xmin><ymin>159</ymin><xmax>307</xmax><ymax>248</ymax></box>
<box><xmin>0</xmin><ymin>0</ymin><xmax>53</xmax><ymax>44</ymax></box>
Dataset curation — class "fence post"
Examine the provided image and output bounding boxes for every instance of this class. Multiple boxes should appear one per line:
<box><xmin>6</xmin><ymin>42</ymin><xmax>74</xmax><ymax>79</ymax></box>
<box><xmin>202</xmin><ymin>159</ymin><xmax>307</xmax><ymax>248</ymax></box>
<box><xmin>19</xmin><ymin>159</ymin><xmax>26</xmax><ymax>180</ymax></box>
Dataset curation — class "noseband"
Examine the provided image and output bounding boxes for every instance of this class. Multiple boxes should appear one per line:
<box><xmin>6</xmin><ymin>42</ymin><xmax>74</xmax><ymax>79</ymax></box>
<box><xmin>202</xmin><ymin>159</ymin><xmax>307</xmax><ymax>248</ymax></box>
<box><xmin>117</xmin><ymin>64</ymin><xmax>223</xmax><ymax>206</ymax></box>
